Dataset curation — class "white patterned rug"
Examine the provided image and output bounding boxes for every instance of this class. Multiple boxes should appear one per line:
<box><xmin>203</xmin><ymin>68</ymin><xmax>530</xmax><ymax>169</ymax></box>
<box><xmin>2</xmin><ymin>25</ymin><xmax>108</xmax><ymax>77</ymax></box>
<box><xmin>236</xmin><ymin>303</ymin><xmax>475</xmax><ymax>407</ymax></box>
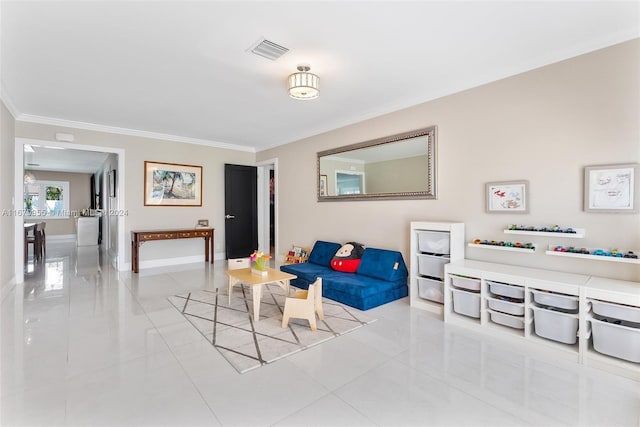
<box><xmin>168</xmin><ymin>284</ymin><xmax>376</xmax><ymax>373</ymax></box>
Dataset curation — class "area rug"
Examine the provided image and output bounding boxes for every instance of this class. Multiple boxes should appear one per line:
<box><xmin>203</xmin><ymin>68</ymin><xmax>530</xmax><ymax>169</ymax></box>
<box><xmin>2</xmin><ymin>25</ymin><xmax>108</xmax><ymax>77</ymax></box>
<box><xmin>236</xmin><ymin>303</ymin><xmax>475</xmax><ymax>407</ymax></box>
<box><xmin>168</xmin><ymin>284</ymin><xmax>376</xmax><ymax>373</ymax></box>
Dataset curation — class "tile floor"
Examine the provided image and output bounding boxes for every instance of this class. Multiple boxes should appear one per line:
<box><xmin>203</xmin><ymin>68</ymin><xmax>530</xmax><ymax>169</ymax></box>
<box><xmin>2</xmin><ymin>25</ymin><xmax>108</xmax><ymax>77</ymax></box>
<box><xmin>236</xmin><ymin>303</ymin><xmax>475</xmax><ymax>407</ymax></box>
<box><xmin>1</xmin><ymin>241</ymin><xmax>638</xmax><ymax>426</ymax></box>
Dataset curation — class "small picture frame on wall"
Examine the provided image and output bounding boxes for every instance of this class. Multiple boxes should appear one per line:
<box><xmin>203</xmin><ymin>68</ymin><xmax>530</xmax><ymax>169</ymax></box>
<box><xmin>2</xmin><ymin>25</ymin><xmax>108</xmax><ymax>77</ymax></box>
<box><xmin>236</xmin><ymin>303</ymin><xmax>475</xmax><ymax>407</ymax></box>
<box><xmin>584</xmin><ymin>163</ymin><xmax>638</xmax><ymax>213</ymax></box>
<box><xmin>319</xmin><ymin>174</ymin><xmax>328</xmax><ymax>196</ymax></box>
<box><xmin>196</xmin><ymin>219</ymin><xmax>209</xmax><ymax>228</ymax></box>
<box><xmin>486</xmin><ymin>180</ymin><xmax>529</xmax><ymax>213</ymax></box>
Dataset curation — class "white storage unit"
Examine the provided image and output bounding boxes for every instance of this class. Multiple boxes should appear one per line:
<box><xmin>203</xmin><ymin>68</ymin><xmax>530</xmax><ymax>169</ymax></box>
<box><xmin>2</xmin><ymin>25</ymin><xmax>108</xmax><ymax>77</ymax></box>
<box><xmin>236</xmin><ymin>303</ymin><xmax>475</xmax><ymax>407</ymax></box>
<box><xmin>410</xmin><ymin>221</ymin><xmax>465</xmax><ymax>316</ymax></box>
<box><xmin>443</xmin><ymin>260</ymin><xmax>640</xmax><ymax>380</ymax></box>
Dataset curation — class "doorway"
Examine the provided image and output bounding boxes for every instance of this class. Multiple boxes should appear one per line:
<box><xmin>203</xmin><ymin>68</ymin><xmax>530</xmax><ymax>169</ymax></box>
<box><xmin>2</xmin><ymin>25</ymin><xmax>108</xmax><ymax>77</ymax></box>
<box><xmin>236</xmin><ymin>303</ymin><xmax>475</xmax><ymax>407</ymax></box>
<box><xmin>14</xmin><ymin>138</ymin><xmax>126</xmax><ymax>283</ymax></box>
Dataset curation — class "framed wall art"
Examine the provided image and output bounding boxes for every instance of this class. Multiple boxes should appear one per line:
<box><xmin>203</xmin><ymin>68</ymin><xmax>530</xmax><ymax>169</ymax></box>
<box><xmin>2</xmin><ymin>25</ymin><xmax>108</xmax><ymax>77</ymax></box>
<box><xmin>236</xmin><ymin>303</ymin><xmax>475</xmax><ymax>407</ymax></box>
<box><xmin>319</xmin><ymin>174</ymin><xmax>328</xmax><ymax>196</ymax></box>
<box><xmin>584</xmin><ymin>163</ymin><xmax>638</xmax><ymax>213</ymax></box>
<box><xmin>486</xmin><ymin>180</ymin><xmax>529</xmax><ymax>213</ymax></box>
<box><xmin>144</xmin><ymin>161</ymin><xmax>203</xmax><ymax>206</ymax></box>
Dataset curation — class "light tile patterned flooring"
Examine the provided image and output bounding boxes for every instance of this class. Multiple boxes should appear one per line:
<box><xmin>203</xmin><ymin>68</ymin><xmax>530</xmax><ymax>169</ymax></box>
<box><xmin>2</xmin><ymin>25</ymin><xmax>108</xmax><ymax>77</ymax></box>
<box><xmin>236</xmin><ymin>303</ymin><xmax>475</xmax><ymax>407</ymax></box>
<box><xmin>1</xmin><ymin>241</ymin><xmax>638</xmax><ymax>426</ymax></box>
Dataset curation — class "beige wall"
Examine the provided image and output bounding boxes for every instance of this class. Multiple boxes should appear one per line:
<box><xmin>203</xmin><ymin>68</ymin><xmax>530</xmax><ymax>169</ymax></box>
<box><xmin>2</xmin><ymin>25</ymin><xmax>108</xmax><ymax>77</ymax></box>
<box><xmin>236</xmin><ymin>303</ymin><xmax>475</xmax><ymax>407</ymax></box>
<box><xmin>365</xmin><ymin>156</ymin><xmax>427</xmax><ymax>193</ymax></box>
<box><xmin>1</xmin><ymin>101</ymin><xmax>16</xmax><ymax>296</ymax></box>
<box><xmin>259</xmin><ymin>39</ymin><xmax>640</xmax><ymax>282</ymax></box>
<box><xmin>24</xmin><ymin>170</ymin><xmax>91</xmax><ymax>235</ymax></box>
<box><xmin>14</xmin><ymin>125</ymin><xmax>255</xmax><ymax>266</ymax></box>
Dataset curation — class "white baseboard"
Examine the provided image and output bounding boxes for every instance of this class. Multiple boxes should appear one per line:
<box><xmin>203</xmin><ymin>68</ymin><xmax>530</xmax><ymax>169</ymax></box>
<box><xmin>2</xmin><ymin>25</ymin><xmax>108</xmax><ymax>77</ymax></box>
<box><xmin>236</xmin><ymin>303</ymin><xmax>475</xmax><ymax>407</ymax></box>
<box><xmin>121</xmin><ymin>252</ymin><xmax>228</xmax><ymax>272</ymax></box>
<box><xmin>48</xmin><ymin>234</ymin><xmax>76</xmax><ymax>241</ymax></box>
<box><xmin>0</xmin><ymin>275</ymin><xmax>16</xmax><ymax>304</ymax></box>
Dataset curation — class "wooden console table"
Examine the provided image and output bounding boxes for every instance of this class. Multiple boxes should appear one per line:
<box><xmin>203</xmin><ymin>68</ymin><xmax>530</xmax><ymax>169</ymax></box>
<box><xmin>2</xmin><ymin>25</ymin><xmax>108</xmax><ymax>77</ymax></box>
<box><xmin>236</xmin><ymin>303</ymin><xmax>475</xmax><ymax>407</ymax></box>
<box><xmin>131</xmin><ymin>228</ymin><xmax>214</xmax><ymax>273</ymax></box>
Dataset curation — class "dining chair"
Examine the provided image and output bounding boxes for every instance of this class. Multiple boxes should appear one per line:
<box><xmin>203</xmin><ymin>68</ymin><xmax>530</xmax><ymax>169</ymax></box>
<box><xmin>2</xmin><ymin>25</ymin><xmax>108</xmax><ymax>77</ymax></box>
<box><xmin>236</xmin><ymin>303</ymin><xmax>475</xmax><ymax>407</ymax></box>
<box><xmin>25</xmin><ymin>222</ymin><xmax>44</xmax><ymax>261</ymax></box>
<box><xmin>281</xmin><ymin>278</ymin><xmax>324</xmax><ymax>331</ymax></box>
<box><xmin>38</xmin><ymin>222</ymin><xmax>46</xmax><ymax>259</ymax></box>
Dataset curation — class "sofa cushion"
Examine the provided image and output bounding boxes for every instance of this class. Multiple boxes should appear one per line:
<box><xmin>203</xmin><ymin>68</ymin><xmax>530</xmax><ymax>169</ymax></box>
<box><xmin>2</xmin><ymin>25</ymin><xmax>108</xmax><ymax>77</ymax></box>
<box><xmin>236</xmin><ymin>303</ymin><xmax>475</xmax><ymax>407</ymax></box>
<box><xmin>307</xmin><ymin>240</ymin><xmax>342</xmax><ymax>266</ymax></box>
<box><xmin>322</xmin><ymin>272</ymin><xmax>403</xmax><ymax>298</ymax></box>
<box><xmin>356</xmin><ymin>248</ymin><xmax>408</xmax><ymax>282</ymax></box>
<box><xmin>280</xmin><ymin>262</ymin><xmax>331</xmax><ymax>285</ymax></box>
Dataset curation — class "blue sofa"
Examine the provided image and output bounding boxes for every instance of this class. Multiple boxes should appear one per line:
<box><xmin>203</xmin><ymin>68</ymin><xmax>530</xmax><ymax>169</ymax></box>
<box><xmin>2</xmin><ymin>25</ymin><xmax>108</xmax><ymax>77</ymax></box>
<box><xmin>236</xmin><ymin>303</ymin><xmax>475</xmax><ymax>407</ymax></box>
<box><xmin>280</xmin><ymin>240</ymin><xmax>408</xmax><ymax>310</ymax></box>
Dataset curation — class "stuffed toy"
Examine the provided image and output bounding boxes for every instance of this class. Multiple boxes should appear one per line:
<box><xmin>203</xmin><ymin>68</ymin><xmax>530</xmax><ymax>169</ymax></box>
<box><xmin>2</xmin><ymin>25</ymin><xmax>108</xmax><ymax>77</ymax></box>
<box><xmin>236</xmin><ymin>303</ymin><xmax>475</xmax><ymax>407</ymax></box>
<box><xmin>331</xmin><ymin>242</ymin><xmax>365</xmax><ymax>273</ymax></box>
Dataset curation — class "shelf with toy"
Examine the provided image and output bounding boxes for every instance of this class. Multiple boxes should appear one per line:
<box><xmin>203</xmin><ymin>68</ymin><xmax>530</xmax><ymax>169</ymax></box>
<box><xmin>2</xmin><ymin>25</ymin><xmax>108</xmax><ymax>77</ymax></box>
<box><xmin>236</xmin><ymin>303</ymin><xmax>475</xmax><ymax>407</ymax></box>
<box><xmin>545</xmin><ymin>245</ymin><xmax>640</xmax><ymax>264</ymax></box>
<box><xmin>283</xmin><ymin>245</ymin><xmax>310</xmax><ymax>264</ymax></box>
<box><xmin>468</xmin><ymin>240</ymin><xmax>536</xmax><ymax>253</ymax></box>
<box><xmin>504</xmin><ymin>225</ymin><xmax>585</xmax><ymax>238</ymax></box>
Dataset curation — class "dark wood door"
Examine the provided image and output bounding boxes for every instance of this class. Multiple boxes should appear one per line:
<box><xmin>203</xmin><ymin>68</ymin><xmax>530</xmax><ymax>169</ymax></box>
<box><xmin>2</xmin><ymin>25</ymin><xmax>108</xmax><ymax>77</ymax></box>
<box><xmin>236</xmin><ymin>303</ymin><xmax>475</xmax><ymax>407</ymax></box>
<box><xmin>224</xmin><ymin>164</ymin><xmax>257</xmax><ymax>259</ymax></box>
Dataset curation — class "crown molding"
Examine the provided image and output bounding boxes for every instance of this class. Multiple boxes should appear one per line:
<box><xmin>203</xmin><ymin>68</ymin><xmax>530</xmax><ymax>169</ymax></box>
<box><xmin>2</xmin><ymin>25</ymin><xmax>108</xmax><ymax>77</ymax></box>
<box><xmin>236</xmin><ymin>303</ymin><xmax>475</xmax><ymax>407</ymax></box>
<box><xmin>0</xmin><ymin>82</ymin><xmax>21</xmax><ymax>119</ymax></box>
<box><xmin>15</xmin><ymin>114</ymin><xmax>256</xmax><ymax>153</ymax></box>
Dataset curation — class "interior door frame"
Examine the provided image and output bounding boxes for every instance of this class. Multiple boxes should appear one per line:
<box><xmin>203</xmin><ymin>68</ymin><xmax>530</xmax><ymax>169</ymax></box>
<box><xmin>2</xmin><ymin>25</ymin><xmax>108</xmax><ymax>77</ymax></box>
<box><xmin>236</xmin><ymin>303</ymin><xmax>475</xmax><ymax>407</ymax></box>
<box><xmin>14</xmin><ymin>138</ymin><xmax>126</xmax><ymax>282</ymax></box>
<box><xmin>256</xmin><ymin>158</ymin><xmax>278</xmax><ymax>260</ymax></box>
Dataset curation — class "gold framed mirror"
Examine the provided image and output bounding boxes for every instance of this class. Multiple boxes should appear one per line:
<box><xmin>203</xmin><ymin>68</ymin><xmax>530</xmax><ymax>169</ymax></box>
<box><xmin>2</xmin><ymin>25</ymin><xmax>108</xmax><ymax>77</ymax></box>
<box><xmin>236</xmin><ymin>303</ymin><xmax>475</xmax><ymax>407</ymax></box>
<box><xmin>317</xmin><ymin>126</ymin><xmax>436</xmax><ymax>201</ymax></box>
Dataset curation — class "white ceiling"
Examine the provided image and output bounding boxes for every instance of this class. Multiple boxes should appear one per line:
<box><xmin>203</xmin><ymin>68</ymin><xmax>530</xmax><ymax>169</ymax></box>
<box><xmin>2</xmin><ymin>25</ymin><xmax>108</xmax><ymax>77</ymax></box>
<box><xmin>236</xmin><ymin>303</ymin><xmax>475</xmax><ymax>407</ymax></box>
<box><xmin>2</xmin><ymin>1</ymin><xmax>638</xmax><ymax>154</ymax></box>
<box><xmin>24</xmin><ymin>145</ymin><xmax>109</xmax><ymax>174</ymax></box>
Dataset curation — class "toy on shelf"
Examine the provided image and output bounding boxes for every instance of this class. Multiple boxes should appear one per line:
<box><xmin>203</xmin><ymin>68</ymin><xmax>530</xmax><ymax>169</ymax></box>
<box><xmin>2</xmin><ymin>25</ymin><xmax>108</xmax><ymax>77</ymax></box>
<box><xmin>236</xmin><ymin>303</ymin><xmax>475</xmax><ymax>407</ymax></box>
<box><xmin>509</xmin><ymin>224</ymin><xmax>579</xmax><ymax>233</ymax></box>
<box><xmin>551</xmin><ymin>246</ymin><xmax>638</xmax><ymax>259</ymax></box>
<box><xmin>470</xmin><ymin>239</ymin><xmax>535</xmax><ymax>251</ymax></box>
<box><xmin>283</xmin><ymin>245</ymin><xmax>310</xmax><ymax>264</ymax></box>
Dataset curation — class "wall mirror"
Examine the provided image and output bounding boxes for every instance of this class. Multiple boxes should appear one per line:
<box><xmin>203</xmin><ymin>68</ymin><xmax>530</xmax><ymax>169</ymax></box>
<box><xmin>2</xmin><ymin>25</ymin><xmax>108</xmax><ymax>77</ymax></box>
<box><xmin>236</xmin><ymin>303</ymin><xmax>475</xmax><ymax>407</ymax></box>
<box><xmin>317</xmin><ymin>126</ymin><xmax>436</xmax><ymax>201</ymax></box>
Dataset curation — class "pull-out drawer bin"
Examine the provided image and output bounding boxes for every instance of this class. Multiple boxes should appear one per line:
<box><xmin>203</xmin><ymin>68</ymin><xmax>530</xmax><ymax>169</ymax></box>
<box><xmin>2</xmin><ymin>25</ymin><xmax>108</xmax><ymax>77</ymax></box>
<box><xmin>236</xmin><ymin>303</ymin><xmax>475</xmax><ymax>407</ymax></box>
<box><xmin>591</xmin><ymin>300</ymin><xmax>640</xmax><ymax>323</ymax></box>
<box><xmin>531</xmin><ymin>305</ymin><xmax>579</xmax><ymax>344</ymax></box>
<box><xmin>590</xmin><ymin>316</ymin><xmax>640</xmax><ymax>363</ymax></box>
<box><xmin>451</xmin><ymin>288</ymin><xmax>480</xmax><ymax>319</ymax></box>
<box><xmin>450</xmin><ymin>275</ymin><xmax>481</xmax><ymax>291</ymax></box>
<box><xmin>488</xmin><ymin>309</ymin><xmax>524</xmax><ymax>330</ymax></box>
<box><xmin>531</xmin><ymin>289</ymin><xmax>578</xmax><ymax>311</ymax></box>
<box><xmin>487</xmin><ymin>295</ymin><xmax>525</xmax><ymax>316</ymax></box>
<box><xmin>417</xmin><ymin>254</ymin><xmax>449</xmax><ymax>280</ymax></box>
<box><xmin>417</xmin><ymin>231</ymin><xmax>450</xmax><ymax>255</ymax></box>
<box><xmin>488</xmin><ymin>281</ymin><xmax>524</xmax><ymax>299</ymax></box>
<box><xmin>417</xmin><ymin>277</ymin><xmax>443</xmax><ymax>303</ymax></box>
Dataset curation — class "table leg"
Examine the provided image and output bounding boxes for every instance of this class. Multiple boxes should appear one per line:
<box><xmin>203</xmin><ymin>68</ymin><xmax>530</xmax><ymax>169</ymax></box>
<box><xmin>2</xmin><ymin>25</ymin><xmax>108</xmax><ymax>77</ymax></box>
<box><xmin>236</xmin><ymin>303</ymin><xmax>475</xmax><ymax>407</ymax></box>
<box><xmin>252</xmin><ymin>284</ymin><xmax>262</xmax><ymax>322</ymax></box>
<box><xmin>228</xmin><ymin>276</ymin><xmax>239</xmax><ymax>305</ymax></box>
<box><xmin>204</xmin><ymin>237</ymin><xmax>210</xmax><ymax>263</ymax></box>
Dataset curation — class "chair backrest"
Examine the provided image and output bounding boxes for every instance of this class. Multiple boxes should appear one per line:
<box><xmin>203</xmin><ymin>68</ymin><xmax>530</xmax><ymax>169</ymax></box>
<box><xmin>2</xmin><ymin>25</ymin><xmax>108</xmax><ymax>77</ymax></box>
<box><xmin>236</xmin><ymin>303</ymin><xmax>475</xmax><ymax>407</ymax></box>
<box><xmin>313</xmin><ymin>277</ymin><xmax>323</xmax><ymax>312</ymax></box>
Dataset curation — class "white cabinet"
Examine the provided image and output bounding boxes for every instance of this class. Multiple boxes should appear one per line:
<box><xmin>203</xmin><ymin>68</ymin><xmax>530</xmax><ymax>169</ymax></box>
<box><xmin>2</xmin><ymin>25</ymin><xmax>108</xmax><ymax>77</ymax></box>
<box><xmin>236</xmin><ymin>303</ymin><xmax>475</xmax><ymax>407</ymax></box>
<box><xmin>444</xmin><ymin>260</ymin><xmax>639</xmax><ymax>380</ymax></box>
<box><xmin>409</xmin><ymin>221</ymin><xmax>464</xmax><ymax>316</ymax></box>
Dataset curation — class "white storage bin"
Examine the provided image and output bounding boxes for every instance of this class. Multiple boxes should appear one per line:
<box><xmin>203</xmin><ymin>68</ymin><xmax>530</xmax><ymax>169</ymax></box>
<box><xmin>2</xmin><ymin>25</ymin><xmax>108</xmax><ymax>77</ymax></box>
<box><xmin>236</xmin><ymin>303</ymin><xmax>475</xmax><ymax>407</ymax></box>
<box><xmin>488</xmin><ymin>281</ymin><xmax>524</xmax><ymax>299</ymax></box>
<box><xmin>531</xmin><ymin>305</ymin><xmax>579</xmax><ymax>344</ymax></box>
<box><xmin>591</xmin><ymin>300</ymin><xmax>640</xmax><ymax>323</ymax></box>
<box><xmin>450</xmin><ymin>275</ymin><xmax>481</xmax><ymax>291</ymax></box>
<box><xmin>417</xmin><ymin>277</ymin><xmax>443</xmax><ymax>303</ymax></box>
<box><xmin>531</xmin><ymin>289</ymin><xmax>578</xmax><ymax>311</ymax></box>
<box><xmin>590</xmin><ymin>316</ymin><xmax>640</xmax><ymax>363</ymax></box>
<box><xmin>488</xmin><ymin>309</ymin><xmax>524</xmax><ymax>330</ymax></box>
<box><xmin>451</xmin><ymin>288</ymin><xmax>480</xmax><ymax>319</ymax></box>
<box><xmin>417</xmin><ymin>254</ymin><xmax>449</xmax><ymax>280</ymax></box>
<box><xmin>487</xmin><ymin>296</ymin><xmax>525</xmax><ymax>316</ymax></box>
<box><xmin>417</xmin><ymin>230</ymin><xmax>450</xmax><ymax>255</ymax></box>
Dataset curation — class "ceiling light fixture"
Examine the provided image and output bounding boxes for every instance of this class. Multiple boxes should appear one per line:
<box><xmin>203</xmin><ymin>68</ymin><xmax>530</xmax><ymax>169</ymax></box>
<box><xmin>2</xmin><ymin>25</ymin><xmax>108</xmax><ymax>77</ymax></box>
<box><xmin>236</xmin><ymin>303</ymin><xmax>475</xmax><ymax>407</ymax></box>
<box><xmin>288</xmin><ymin>64</ymin><xmax>319</xmax><ymax>100</ymax></box>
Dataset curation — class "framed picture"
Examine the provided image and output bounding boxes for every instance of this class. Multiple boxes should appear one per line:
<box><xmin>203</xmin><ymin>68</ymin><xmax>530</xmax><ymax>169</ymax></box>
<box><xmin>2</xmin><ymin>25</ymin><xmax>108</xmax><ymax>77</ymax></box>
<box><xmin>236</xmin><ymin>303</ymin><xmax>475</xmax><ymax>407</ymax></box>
<box><xmin>584</xmin><ymin>163</ymin><xmax>638</xmax><ymax>213</ymax></box>
<box><xmin>109</xmin><ymin>169</ymin><xmax>116</xmax><ymax>197</ymax></box>
<box><xmin>319</xmin><ymin>174</ymin><xmax>328</xmax><ymax>196</ymax></box>
<box><xmin>197</xmin><ymin>219</ymin><xmax>209</xmax><ymax>227</ymax></box>
<box><xmin>144</xmin><ymin>161</ymin><xmax>202</xmax><ymax>206</ymax></box>
<box><xmin>486</xmin><ymin>180</ymin><xmax>529</xmax><ymax>213</ymax></box>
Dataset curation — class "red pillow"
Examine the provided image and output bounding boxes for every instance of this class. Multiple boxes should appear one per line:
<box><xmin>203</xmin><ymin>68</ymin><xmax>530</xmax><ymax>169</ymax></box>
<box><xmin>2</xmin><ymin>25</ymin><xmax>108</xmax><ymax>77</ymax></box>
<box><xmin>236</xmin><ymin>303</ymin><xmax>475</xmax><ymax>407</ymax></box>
<box><xmin>330</xmin><ymin>242</ymin><xmax>365</xmax><ymax>273</ymax></box>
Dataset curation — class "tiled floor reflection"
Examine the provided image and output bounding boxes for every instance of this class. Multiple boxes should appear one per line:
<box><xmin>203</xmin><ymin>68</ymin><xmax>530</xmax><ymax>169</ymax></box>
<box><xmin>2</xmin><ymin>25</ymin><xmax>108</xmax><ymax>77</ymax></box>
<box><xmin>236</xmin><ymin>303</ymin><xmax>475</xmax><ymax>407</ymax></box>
<box><xmin>1</xmin><ymin>241</ymin><xmax>639</xmax><ymax>426</ymax></box>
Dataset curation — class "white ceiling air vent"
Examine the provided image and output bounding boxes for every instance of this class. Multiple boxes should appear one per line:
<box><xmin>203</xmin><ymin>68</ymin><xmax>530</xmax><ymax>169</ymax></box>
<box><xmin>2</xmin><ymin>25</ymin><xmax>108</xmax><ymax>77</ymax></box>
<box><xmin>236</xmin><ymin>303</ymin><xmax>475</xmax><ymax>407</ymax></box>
<box><xmin>248</xmin><ymin>38</ymin><xmax>289</xmax><ymax>61</ymax></box>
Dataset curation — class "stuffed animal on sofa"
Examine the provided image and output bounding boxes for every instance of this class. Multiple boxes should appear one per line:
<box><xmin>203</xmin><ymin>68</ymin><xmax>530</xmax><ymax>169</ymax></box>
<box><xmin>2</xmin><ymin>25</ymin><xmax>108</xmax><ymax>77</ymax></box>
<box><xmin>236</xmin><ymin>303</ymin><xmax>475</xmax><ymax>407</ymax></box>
<box><xmin>330</xmin><ymin>242</ymin><xmax>365</xmax><ymax>273</ymax></box>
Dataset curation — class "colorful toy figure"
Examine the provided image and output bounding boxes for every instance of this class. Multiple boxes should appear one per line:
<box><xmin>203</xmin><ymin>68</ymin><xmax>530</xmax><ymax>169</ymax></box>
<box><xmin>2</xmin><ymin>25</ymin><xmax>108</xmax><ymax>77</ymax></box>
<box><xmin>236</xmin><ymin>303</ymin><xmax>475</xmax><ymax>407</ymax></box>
<box><xmin>330</xmin><ymin>242</ymin><xmax>365</xmax><ymax>273</ymax></box>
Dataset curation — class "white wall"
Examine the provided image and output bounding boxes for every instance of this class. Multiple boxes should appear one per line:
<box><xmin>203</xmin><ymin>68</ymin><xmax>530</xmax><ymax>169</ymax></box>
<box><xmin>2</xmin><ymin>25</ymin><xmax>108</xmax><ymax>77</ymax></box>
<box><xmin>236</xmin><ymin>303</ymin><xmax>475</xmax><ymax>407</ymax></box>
<box><xmin>258</xmin><ymin>39</ymin><xmax>640</xmax><ymax>282</ymax></box>
<box><xmin>1</xmin><ymin>101</ymin><xmax>16</xmax><ymax>298</ymax></box>
<box><xmin>14</xmin><ymin>125</ymin><xmax>255</xmax><ymax>268</ymax></box>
